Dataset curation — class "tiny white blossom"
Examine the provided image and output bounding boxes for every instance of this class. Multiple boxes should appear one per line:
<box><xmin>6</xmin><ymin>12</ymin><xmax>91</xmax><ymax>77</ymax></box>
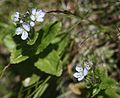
<box><xmin>36</xmin><ymin>10</ymin><xmax>46</xmax><ymax>18</ymax></box>
<box><xmin>15</xmin><ymin>27</ymin><xmax>23</xmax><ymax>35</ymax></box>
<box><xmin>22</xmin><ymin>23</ymin><xmax>30</xmax><ymax>31</ymax></box>
<box><xmin>73</xmin><ymin>65</ymin><xmax>91</xmax><ymax>81</ymax></box>
<box><xmin>73</xmin><ymin>72</ymin><xmax>84</xmax><ymax>81</ymax></box>
<box><xmin>21</xmin><ymin>31</ymin><xmax>28</xmax><ymax>40</ymax></box>
<box><xmin>30</xmin><ymin>21</ymin><xmax>35</xmax><ymax>27</ymax></box>
<box><xmin>15</xmin><ymin>26</ymin><xmax>29</xmax><ymax>40</ymax></box>
<box><xmin>11</xmin><ymin>12</ymin><xmax>20</xmax><ymax>22</ymax></box>
<box><xmin>30</xmin><ymin>8</ymin><xmax>46</xmax><ymax>22</ymax></box>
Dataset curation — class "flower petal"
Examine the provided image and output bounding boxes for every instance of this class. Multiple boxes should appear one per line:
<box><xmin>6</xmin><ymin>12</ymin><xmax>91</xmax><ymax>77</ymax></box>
<box><xmin>73</xmin><ymin>72</ymin><xmax>83</xmax><ymax>78</ymax></box>
<box><xmin>15</xmin><ymin>27</ymin><xmax>23</xmax><ymax>35</ymax></box>
<box><xmin>32</xmin><ymin>8</ymin><xmax>37</xmax><ymax>15</ymax></box>
<box><xmin>30</xmin><ymin>15</ymin><xmax>35</xmax><ymax>21</ymax></box>
<box><xmin>83</xmin><ymin>68</ymin><xmax>88</xmax><ymax>76</ymax></box>
<box><xmin>36</xmin><ymin>17</ymin><xmax>44</xmax><ymax>22</ymax></box>
<box><xmin>30</xmin><ymin>21</ymin><xmax>35</xmax><ymax>27</ymax></box>
<box><xmin>75</xmin><ymin>66</ymin><xmax>83</xmax><ymax>72</ymax></box>
<box><xmin>78</xmin><ymin>76</ymin><xmax>84</xmax><ymax>81</ymax></box>
<box><xmin>22</xmin><ymin>23</ymin><xmax>30</xmax><ymax>31</ymax></box>
<box><xmin>36</xmin><ymin>10</ymin><xmax>46</xmax><ymax>18</ymax></box>
<box><xmin>21</xmin><ymin>31</ymin><xmax>28</xmax><ymax>40</ymax></box>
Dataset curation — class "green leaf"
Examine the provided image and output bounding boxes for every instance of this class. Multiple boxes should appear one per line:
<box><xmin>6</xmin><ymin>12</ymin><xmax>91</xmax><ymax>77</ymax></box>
<box><xmin>99</xmin><ymin>77</ymin><xmax>116</xmax><ymax>90</ymax></box>
<box><xmin>35</xmin><ymin>50</ymin><xmax>62</xmax><ymax>76</ymax></box>
<box><xmin>27</xmin><ymin>29</ymin><xmax>39</xmax><ymax>45</ymax></box>
<box><xmin>33</xmin><ymin>83</ymin><xmax>48</xmax><ymax>98</ymax></box>
<box><xmin>28</xmin><ymin>76</ymin><xmax>50</xmax><ymax>98</ymax></box>
<box><xmin>36</xmin><ymin>21</ymin><xmax>62</xmax><ymax>54</ymax></box>
<box><xmin>3</xmin><ymin>34</ymin><xmax>16</xmax><ymax>52</ymax></box>
<box><xmin>105</xmin><ymin>88</ymin><xmax>120</xmax><ymax>98</ymax></box>
<box><xmin>97</xmin><ymin>96</ymin><xmax>104</xmax><ymax>98</ymax></box>
<box><xmin>4</xmin><ymin>35</ymin><xmax>29</xmax><ymax>64</ymax></box>
<box><xmin>57</xmin><ymin>34</ymin><xmax>69</xmax><ymax>55</ymax></box>
<box><xmin>92</xmin><ymin>87</ymin><xmax>100</xmax><ymax>97</ymax></box>
<box><xmin>10</xmin><ymin>49</ymin><xmax>29</xmax><ymax>64</ymax></box>
<box><xmin>10</xmin><ymin>36</ymin><xmax>37</xmax><ymax>64</ymax></box>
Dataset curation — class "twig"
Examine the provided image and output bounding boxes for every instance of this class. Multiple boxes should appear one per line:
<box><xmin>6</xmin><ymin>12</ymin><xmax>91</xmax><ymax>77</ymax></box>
<box><xmin>47</xmin><ymin>10</ymin><xmax>83</xmax><ymax>19</ymax></box>
<box><xmin>0</xmin><ymin>63</ymin><xmax>11</xmax><ymax>79</ymax></box>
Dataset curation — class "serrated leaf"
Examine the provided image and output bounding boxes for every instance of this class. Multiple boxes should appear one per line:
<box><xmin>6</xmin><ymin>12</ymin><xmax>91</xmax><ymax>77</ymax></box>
<box><xmin>35</xmin><ymin>50</ymin><xmax>62</xmax><ymax>76</ymax></box>
<box><xmin>36</xmin><ymin>21</ymin><xmax>62</xmax><ymax>54</ymax></box>
<box><xmin>10</xmin><ymin>49</ymin><xmax>29</xmax><ymax>64</ymax></box>
<box><xmin>4</xmin><ymin>34</ymin><xmax>30</xmax><ymax>64</ymax></box>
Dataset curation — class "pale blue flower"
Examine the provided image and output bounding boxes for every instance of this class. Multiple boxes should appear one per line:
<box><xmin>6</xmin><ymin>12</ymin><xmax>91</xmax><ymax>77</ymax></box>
<box><xmin>73</xmin><ymin>65</ymin><xmax>91</xmax><ymax>81</ymax></box>
<box><xmin>15</xmin><ymin>22</ymin><xmax>30</xmax><ymax>40</ymax></box>
<box><xmin>73</xmin><ymin>65</ymin><xmax>84</xmax><ymax>81</ymax></box>
<box><xmin>30</xmin><ymin>8</ymin><xmax>46</xmax><ymax>22</ymax></box>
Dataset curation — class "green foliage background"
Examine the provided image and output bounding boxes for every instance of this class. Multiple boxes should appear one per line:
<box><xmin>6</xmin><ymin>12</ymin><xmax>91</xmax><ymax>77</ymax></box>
<box><xmin>0</xmin><ymin>0</ymin><xmax>120</xmax><ymax>98</ymax></box>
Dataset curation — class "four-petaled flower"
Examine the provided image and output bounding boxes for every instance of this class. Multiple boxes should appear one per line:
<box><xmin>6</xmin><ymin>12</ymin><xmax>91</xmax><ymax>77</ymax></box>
<box><xmin>73</xmin><ymin>64</ymin><xmax>91</xmax><ymax>81</ymax></box>
<box><xmin>15</xmin><ymin>23</ymin><xmax>30</xmax><ymax>40</ymax></box>
<box><xmin>30</xmin><ymin>8</ymin><xmax>46</xmax><ymax>27</ymax></box>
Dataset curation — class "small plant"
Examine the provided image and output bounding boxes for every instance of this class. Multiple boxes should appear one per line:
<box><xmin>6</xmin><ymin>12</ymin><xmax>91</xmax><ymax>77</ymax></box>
<box><xmin>0</xmin><ymin>1</ymin><xmax>120</xmax><ymax>98</ymax></box>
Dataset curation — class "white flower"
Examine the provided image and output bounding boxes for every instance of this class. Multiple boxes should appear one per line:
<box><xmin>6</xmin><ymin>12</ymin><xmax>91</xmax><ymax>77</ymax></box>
<box><xmin>21</xmin><ymin>31</ymin><xmax>28</xmax><ymax>40</ymax></box>
<box><xmin>16</xmin><ymin>27</ymin><xmax>23</xmax><ymax>35</ymax></box>
<box><xmin>30</xmin><ymin>8</ymin><xmax>46</xmax><ymax>22</ymax></box>
<box><xmin>11</xmin><ymin>12</ymin><xmax>20</xmax><ymax>22</ymax></box>
<box><xmin>73</xmin><ymin>65</ymin><xmax>91</xmax><ymax>81</ymax></box>
<box><xmin>15</xmin><ymin>27</ymin><xmax>28</xmax><ymax>40</ymax></box>
<box><xmin>30</xmin><ymin>21</ymin><xmax>35</xmax><ymax>27</ymax></box>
